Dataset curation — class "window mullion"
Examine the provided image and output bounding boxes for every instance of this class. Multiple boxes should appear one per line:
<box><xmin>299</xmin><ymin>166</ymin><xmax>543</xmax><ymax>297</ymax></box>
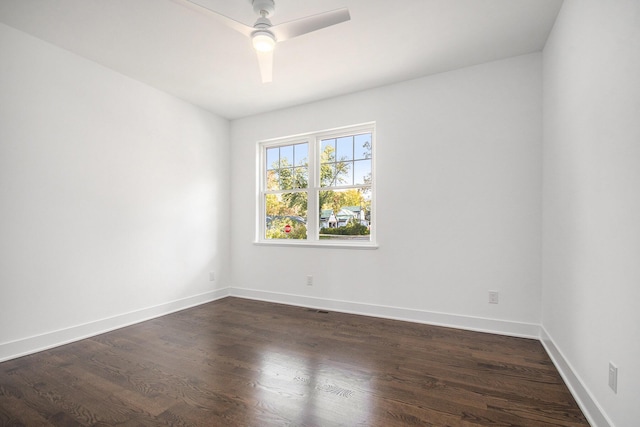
<box><xmin>306</xmin><ymin>137</ymin><xmax>318</xmax><ymax>242</ymax></box>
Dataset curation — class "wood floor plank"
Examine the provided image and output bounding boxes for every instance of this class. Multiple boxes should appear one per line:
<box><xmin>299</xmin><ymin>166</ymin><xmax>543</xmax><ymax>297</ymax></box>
<box><xmin>0</xmin><ymin>394</ymin><xmax>57</xmax><ymax>427</ymax></box>
<box><xmin>0</xmin><ymin>297</ymin><xmax>589</xmax><ymax>426</ymax></box>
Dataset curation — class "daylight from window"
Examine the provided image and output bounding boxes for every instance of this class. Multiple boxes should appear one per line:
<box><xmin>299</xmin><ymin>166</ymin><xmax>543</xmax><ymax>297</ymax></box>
<box><xmin>260</xmin><ymin>125</ymin><xmax>374</xmax><ymax>245</ymax></box>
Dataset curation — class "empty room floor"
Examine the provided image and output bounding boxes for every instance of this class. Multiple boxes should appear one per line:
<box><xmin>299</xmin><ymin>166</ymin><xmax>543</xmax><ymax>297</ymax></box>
<box><xmin>0</xmin><ymin>297</ymin><xmax>588</xmax><ymax>426</ymax></box>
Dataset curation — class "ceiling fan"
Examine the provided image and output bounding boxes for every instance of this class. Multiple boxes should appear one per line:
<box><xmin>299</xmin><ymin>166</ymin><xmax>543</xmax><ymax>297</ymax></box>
<box><xmin>173</xmin><ymin>0</ymin><xmax>351</xmax><ymax>83</ymax></box>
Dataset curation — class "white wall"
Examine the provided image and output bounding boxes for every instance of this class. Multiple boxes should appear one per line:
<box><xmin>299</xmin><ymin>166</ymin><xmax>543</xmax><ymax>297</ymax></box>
<box><xmin>542</xmin><ymin>1</ymin><xmax>640</xmax><ymax>426</ymax></box>
<box><xmin>230</xmin><ymin>53</ymin><xmax>542</xmax><ymax>334</ymax></box>
<box><xmin>0</xmin><ymin>23</ymin><xmax>230</xmax><ymax>359</ymax></box>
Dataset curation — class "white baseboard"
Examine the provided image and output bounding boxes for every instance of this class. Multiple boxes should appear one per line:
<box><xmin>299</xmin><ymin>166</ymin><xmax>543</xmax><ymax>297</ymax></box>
<box><xmin>0</xmin><ymin>287</ymin><xmax>231</xmax><ymax>363</ymax></box>
<box><xmin>540</xmin><ymin>327</ymin><xmax>612</xmax><ymax>427</ymax></box>
<box><xmin>230</xmin><ymin>287</ymin><xmax>540</xmax><ymax>339</ymax></box>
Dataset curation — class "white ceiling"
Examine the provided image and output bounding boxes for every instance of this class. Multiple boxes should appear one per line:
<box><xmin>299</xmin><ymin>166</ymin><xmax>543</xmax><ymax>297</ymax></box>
<box><xmin>0</xmin><ymin>0</ymin><xmax>563</xmax><ymax>120</ymax></box>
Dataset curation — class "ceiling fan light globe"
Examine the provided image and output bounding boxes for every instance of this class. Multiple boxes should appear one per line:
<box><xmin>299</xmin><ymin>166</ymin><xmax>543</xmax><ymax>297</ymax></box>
<box><xmin>252</xmin><ymin>32</ymin><xmax>276</xmax><ymax>52</ymax></box>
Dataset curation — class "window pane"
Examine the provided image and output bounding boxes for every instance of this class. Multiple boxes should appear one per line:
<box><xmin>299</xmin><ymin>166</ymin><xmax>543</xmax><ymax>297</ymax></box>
<box><xmin>279</xmin><ymin>167</ymin><xmax>295</xmax><ymax>190</ymax></box>
<box><xmin>266</xmin><ymin>147</ymin><xmax>279</xmax><ymax>170</ymax></box>
<box><xmin>294</xmin><ymin>143</ymin><xmax>308</xmax><ymax>167</ymax></box>
<box><xmin>336</xmin><ymin>136</ymin><xmax>353</xmax><ymax>161</ymax></box>
<box><xmin>280</xmin><ymin>145</ymin><xmax>293</xmax><ymax>167</ymax></box>
<box><xmin>322</xmin><ymin>162</ymin><xmax>354</xmax><ymax>187</ymax></box>
<box><xmin>294</xmin><ymin>167</ymin><xmax>308</xmax><ymax>188</ymax></box>
<box><xmin>321</xmin><ymin>139</ymin><xmax>336</xmax><ymax>163</ymax></box>
<box><xmin>265</xmin><ymin>192</ymin><xmax>307</xmax><ymax>240</ymax></box>
<box><xmin>320</xmin><ymin>163</ymin><xmax>336</xmax><ymax>187</ymax></box>
<box><xmin>354</xmin><ymin>133</ymin><xmax>372</xmax><ymax>160</ymax></box>
<box><xmin>266</xmin><ymin>169</ymin><xmax>280</xmax><ymax>190</ymax></box>
<box><xmin>353</xmin><ymin>159</ymin><xmax>371</xmax><ymax>185</ymax></box>
<box><xmin>318</xmin><ymin>188</ymin><xmax>371</xmax><ymax>241</ymax></box>
<box><xmin>335</xmin><ymin>161</ymin><xmax>353</xmax><ymax>186</ymax></box>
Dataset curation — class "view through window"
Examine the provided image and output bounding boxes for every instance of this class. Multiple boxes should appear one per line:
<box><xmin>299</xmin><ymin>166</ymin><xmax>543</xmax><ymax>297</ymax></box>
<box><xmin>259</xmin><ymin>123</ymin><xmax>375</xmax><ymax>245</ymax></box>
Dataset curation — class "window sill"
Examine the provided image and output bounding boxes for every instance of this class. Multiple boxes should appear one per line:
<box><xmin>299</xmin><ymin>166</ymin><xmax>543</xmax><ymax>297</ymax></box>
<box><xmin>254</xmin><ymin>241</ymin><xmax>379</xmax><ymax>250</ymax></box>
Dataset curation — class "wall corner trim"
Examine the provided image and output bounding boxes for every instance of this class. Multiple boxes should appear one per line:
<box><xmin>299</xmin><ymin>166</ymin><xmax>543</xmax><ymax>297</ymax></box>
<box><xmin>539</xmin><ymin>327</ymin><xmax>614</xmax><ymax>427</ymax></box>
<box><xmin>0</xmin><ymin>288</ymin><xmax>232</xmax><ymax>363</ymax></box>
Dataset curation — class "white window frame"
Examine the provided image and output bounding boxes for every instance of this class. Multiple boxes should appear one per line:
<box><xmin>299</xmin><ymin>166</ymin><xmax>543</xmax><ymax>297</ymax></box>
<box><xmin>256</xmin><ymin>122</ymin><xmax>377</xmax><ymax>249</ymax></box>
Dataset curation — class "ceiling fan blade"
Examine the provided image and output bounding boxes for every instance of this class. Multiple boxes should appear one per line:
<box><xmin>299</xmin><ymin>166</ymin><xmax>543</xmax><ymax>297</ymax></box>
<box><xmin>271</xmin><ymin>8</ymin><xmax>350</xmax><ymax>42</ymax></box>
<box><xmin>172</xmin><ymin>0</ymin><xmax>254</xmax><ymax>37</ymax></box>
<box><xmin>256</xmin><ymin>50</ymin><xmax>274</xmax><ymax>83</ymax></box>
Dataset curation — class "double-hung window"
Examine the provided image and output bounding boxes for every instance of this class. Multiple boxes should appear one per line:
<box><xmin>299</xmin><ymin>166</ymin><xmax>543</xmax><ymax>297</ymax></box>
<box><xmin>258</xmin><ymin>123</ymin><xmax>376</xmax><ymax>247</ymax></box>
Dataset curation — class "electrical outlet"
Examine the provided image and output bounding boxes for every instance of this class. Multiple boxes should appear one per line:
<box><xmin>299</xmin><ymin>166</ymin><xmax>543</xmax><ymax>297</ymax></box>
<box><xmin>488</xmin><ymin>291</ymin><xmax>499</xmax><ymax>304</ymax></box>
<box><xmin>209</xmin><ymin>271</ymin><xmax>215</xmax><ymax>281</ymax></box>
<box><xmin>609</xmin><ymin>362</ymin><xmax>618</xmax><ymax>393</ymax></box>
<box><xmin>306</xmin><ymin>275</ymin><xmax>313</xmax><ymax>286</ymax></box>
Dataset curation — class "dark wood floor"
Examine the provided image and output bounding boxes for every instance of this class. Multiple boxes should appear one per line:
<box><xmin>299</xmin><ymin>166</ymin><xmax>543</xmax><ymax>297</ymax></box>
<box><xmin>0</xmin><ymin>297</ymin><xmax>588</xmax><ymax>426</ymax></box>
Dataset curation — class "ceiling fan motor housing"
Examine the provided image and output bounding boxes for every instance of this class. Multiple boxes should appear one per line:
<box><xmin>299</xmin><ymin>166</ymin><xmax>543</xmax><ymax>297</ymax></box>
<box><xmin>178</xmin><ymin>0</ymin><xmax>350</xmax><ymax>82</ymax></box>
<box><xmin>253</xmin><ymin>0</ymin><xmax>275</xmax><ymax>17</ymax></box>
